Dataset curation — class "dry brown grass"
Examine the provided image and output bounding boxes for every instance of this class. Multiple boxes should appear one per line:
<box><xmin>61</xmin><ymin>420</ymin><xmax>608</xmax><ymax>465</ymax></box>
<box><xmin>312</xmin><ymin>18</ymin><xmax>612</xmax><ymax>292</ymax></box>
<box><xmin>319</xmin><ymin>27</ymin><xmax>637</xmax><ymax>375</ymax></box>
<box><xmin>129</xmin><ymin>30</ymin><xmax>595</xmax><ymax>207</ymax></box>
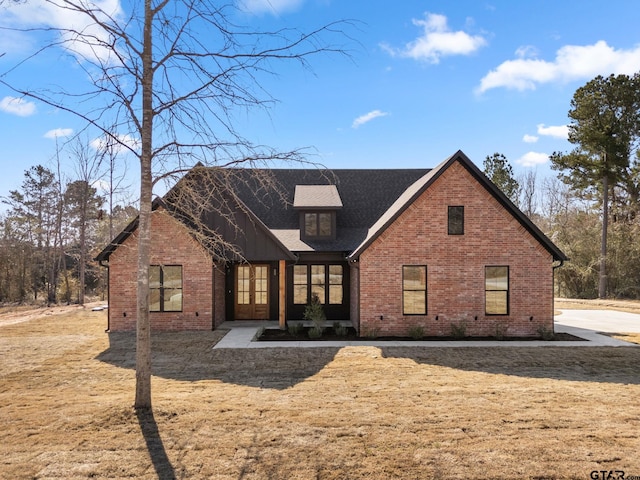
<box><xmin>556</xmin><ymin>297</ymin><xmax>640</xmax><ymax>314</ymax></box>
<box><xmin>602</xmin><ymin>333</ymin><xmax>640</xmax><ymax>345</ymax></box>
<box><xmin>1</xmin><ymin>305</ymin><xmax>640</xmax><ymax>479</ymax></box>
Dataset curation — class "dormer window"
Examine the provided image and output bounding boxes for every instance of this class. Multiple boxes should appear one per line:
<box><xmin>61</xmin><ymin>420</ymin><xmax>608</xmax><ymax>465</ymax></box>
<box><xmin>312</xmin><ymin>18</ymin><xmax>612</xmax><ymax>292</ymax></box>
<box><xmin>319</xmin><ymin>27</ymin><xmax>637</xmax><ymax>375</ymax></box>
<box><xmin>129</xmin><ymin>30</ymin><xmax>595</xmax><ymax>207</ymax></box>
<box><xmin>305</xmin><ymin>212</ymin><xmax>333</xmax><ymax>238</ymax></box>
<box><xmin>294</xmin><ymin>185</ymin><xmax>343</xmax><ymax>242</ymax></box>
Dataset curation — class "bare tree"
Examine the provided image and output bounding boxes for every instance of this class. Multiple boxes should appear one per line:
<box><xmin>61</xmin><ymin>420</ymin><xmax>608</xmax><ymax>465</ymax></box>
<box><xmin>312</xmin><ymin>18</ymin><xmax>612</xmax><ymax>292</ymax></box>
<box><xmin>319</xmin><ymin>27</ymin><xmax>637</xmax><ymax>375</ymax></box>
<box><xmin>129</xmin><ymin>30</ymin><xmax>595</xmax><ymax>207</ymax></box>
<box><xmin>517</xmin><ymin>169</ymin><xmax>538</xmax><ymax>219</ymax></box>
<box><xmin>66</xmin><ymin>137</ymin><xmax>106</xmax><ymax>305</ymax></box>
<box><xmin>1</xmin><ymin>1</ymin><xmax>351</xmax><ymax>409</ymax></box>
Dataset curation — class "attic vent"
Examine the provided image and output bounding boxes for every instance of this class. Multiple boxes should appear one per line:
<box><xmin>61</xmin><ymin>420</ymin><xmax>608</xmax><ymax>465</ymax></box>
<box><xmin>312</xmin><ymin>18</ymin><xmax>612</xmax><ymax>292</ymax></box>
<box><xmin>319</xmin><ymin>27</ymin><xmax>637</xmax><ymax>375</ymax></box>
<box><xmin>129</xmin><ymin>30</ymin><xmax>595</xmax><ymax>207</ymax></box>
<box><xmin>293</xmin><ymin>185</ymin><xmax>343</xmax><ymax>209</ymax></box>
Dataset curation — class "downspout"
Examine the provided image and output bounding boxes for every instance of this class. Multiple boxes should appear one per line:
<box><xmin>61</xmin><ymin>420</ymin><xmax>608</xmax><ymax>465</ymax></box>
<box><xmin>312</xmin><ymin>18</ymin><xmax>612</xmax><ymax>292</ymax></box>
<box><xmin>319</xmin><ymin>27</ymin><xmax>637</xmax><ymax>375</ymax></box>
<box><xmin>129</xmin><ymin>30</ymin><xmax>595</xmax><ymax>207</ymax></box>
<box><xmin>551</xmin><ymin>258</ymin><xmax>565</xmax><ymax>332</ymax></box>
<box><xmin>347</xmin><ymin>257</ymin><xmax>360</xmax><ymax>333</ymax></box>
<box><xmin>212</xmin><ymin>262</ymin><xmax>216</xmax><ymax>331</ymax></box>
<box><xmin>98</xmin><ymin>259</ymin><xmax>110</xmax><ymax>332</ymax></box>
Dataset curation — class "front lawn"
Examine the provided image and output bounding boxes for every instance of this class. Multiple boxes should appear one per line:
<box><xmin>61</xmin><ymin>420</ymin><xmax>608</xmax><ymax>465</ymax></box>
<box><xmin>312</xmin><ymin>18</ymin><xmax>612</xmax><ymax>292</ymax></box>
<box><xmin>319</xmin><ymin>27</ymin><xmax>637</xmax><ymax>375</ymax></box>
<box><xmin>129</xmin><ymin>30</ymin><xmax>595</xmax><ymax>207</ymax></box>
<box><xmin>1</xmin><ymin>306</ymin><xmax>639</xmax><ymax>479</ymax></box>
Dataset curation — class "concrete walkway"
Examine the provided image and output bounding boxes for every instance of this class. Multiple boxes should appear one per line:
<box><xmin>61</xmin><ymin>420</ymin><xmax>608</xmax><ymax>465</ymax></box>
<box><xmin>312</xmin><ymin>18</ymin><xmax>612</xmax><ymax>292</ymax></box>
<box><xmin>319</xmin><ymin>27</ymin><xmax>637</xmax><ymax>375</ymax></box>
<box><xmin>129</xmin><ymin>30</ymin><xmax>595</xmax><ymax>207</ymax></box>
<box><xmin>212</xmin><ymin>310</ymin><xmax>640</xmax><ymax>349</ymax></box>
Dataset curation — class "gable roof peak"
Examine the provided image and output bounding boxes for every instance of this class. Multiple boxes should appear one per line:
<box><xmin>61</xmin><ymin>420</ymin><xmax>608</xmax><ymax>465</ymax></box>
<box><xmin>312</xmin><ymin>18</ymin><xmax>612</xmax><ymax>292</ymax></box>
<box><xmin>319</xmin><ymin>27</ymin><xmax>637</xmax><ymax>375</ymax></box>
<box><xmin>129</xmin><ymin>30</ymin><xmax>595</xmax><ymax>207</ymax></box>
<box><xmin>347</xmin><ymin>150</ymin><xmax>568</xmax><ymax>262</ymax></box>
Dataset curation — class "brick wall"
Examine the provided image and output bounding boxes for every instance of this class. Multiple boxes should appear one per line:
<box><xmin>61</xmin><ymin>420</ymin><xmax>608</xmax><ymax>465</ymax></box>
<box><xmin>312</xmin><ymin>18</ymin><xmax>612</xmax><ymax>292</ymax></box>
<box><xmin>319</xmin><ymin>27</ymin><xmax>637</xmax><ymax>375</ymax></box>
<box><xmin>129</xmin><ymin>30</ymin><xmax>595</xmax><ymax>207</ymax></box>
<box><xmin>359</xmin><ymin>160</ymin><xmax>555</xmax><ymax>338</ymax></box>
<box><xmin>107</xmin><ymin>208</ymin><xmax>216</xmax><ymax>331</ymax></box>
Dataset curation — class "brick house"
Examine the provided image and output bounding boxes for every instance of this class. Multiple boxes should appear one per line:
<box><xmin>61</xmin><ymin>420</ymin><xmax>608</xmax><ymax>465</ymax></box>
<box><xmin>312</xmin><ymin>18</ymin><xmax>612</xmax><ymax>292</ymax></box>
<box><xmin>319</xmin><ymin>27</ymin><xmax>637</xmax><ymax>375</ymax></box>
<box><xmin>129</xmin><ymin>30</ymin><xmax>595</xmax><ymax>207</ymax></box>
<box><xmin>96</xmin><ymin>150</ymin><xmax>567</xmax><ymax>337</ymax></box>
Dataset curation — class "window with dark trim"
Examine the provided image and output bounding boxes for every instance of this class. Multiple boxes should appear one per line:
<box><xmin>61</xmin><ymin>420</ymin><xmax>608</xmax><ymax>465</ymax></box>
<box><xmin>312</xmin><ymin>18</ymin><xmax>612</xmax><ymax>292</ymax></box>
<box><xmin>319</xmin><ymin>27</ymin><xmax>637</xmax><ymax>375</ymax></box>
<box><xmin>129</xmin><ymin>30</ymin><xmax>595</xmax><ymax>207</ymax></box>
<box><xmin>448</xmin><ymin>206</ymin><xmax>464</xmax><ymax>235</ymax></box>
<box><xmin>293</xmin><ymin>264</ymin><xmax>344</xmax><ymax>305</ymax></box>
<box><xmin>149</xmin><ymin>265</ymin><xmax>183</xmax><ymax>312</ymax></box>
<box><xmin>403</xmin><ymin>265</ymin><xmax>427</xmax><ymax>315</ymax></box>
<box><xmin>293</xmin><ymin>265</ymin><xmax>308</xmax><ymax>305</ymax></box>
<box><xmin>485</xmin><ymin>266</ymin><xmax>509</xmax><ymax>315</ymax></box>
<box><xmin>303</xmin><ymin>212</ymin><xmax>334</xmax><ymax>239</ymax></box>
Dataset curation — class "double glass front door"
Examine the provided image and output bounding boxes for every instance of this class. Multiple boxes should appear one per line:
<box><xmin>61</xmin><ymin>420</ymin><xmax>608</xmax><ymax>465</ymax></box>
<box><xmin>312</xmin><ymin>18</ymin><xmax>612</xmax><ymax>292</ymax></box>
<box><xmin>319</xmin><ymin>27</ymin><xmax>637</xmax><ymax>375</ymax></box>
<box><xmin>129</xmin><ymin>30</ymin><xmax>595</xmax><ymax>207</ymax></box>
<box><xmin>235</xmin><ymin>264</ymin><xmax>269</xmax><ymax>320</ymax></box>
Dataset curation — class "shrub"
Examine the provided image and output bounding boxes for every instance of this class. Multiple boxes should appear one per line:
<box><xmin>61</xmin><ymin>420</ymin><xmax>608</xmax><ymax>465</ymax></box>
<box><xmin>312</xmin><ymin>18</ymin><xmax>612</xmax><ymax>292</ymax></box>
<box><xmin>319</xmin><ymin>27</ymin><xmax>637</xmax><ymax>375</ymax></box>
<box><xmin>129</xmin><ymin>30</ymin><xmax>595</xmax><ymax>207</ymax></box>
<box><xmin>308</xmin><ymin>326</ymin><xmax>323</xmax><ymax>339</ymax></box>
<box><xmin>407</xmin><ymin>325</ymin><xmax>425</xmax><ymax>340</ymax></box>
<box><xmin>362</xmin><ymin>326</ymin><xmax>380</xmax><ymax>339</ymax></box>
<box><xmin>303</xmin><ymin>294</ymin><xmax>326</xmax><ymax>333</ymax></box>
<box><xmin>288</xmin><ymin>322</ymin><xmax>304</xmax><ymax>336</ymax></box>
<box><xmin>450</xmin><ymin>321</ymin><xmax>467</xmax><ymax>339</ymax></box>
<box><xmin>493</xmin><ymin>322</ymin><xmax>508</xmax><ymax>340</ymax></box>
<box><xmin>333</xmin><ymin>321</ymin><xmax>348</xmax><ymax>336</ymax></box>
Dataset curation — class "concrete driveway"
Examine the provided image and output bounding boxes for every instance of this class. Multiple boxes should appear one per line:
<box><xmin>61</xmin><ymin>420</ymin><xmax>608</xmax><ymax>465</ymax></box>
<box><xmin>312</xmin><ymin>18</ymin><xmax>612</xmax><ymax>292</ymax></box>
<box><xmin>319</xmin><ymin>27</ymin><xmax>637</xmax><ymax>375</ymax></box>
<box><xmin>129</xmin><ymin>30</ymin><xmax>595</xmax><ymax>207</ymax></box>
<box><xmin>555</xmin><ymin>309</ymin><xmax>640</xmax><ymax>333</ymax></box>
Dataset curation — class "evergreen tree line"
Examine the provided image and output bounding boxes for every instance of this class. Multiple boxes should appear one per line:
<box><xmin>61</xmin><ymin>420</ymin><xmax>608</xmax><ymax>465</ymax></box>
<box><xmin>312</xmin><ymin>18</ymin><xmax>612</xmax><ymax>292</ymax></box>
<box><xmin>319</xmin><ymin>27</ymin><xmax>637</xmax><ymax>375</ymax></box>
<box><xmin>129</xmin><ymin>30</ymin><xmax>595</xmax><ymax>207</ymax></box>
<box><xmin>0</xmin><ymin>159</ymin><xmax>137</xmax><ymax>305</ymax></box>
<box><xmin>485</xmin><ymin>72</ymin><xmax>640</xmax><ymax>299</ymax></box>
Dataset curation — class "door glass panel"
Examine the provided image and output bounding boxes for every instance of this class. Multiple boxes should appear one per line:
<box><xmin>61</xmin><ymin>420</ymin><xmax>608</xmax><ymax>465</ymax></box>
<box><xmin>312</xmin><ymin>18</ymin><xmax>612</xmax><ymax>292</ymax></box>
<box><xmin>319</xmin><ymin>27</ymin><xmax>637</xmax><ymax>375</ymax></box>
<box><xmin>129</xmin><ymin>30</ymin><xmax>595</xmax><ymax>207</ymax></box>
<box><xmin>237</xmin><ymin>266</ymin><xmax>250</xmax><ymax>305</ymax></box>
<box><xmin>254</xmin><ymin>265</ymin><xmax>268</xmax><ymax>305</ymax></box>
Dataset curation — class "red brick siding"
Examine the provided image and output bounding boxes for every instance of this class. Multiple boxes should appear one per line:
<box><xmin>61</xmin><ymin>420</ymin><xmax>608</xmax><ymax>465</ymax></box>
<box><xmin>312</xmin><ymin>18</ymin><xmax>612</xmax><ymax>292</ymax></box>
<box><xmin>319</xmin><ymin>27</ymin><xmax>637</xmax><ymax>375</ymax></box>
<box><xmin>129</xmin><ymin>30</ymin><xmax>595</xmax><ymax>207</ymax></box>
<box><xmin>359</xmin><ymin>161</ymin><xmax>554</xmax><ymax>338</ymax></box>
<box><xmin>107</xmin><ymin>208</ymin><xmax>215</xmax><ymax>331</ymax></box>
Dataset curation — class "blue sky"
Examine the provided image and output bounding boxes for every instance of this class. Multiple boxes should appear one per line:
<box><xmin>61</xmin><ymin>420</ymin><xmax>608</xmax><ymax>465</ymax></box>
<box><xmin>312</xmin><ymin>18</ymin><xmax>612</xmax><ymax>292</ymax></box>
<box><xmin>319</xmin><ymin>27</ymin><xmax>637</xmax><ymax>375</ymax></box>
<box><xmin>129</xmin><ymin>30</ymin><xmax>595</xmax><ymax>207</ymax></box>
<box><xmin>1</xmin><ymin>0</ymin><xmax>640</xmax><ymax>202</ymax></box>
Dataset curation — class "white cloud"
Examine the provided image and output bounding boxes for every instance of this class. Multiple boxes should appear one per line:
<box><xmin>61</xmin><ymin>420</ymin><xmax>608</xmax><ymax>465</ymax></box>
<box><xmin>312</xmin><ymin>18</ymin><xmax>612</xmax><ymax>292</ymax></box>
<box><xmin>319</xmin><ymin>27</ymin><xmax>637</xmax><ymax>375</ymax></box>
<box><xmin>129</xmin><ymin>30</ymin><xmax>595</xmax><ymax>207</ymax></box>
<box><xmin>352</xmin><ymin>110</ymin><xmax>389</xmax><ymax>129</ymax></box>
<box><xmin>516</xmin><ymin>152</ymin><xmax>549</xmax><ymax>167</ymax></box>
<box><xmin>0</xmin><ymin>96</ymin><xmax>36</xmax><ymax>116</ymax></box>
<box><xmin>478</xmin><ymin>41</ymin><xmax>640</xmax><ymax>93</ymax></box>
<box><xmin>44</xmin><ymin>128</ymin><xmax>74</xmax><ymax>139</ymax></box>
<box><xmin>537</xmin><ymin>123</ymin><xmax>569</xmax><ymax>140</ymax></box>
<box><xmin>238</xmin><ymin>0</ymin><xmax>303</xmax><ymax>15</ymax></box>
<box><xmin>515</xmin><ymin>45</ymin><xmax>539</xmax><ymax>59</ymax></box>
<box><xmin>523</xmin><ymin>134</ymin><xmax>538</xmax><ymax>143</ymax></box>
<box><xmin>90</xmin><ymin>133</ymin><xmax>140</xmax><ymax>154</ymax></box>
<box><xmin>2</xmin><ymin>0</ymin><xmax>124</xmax><ymax>64</ymax></box>
<box><xmin>382</xmin><ymin>12</ymin><xmax>487</xmax><ymax>64</ymax></box>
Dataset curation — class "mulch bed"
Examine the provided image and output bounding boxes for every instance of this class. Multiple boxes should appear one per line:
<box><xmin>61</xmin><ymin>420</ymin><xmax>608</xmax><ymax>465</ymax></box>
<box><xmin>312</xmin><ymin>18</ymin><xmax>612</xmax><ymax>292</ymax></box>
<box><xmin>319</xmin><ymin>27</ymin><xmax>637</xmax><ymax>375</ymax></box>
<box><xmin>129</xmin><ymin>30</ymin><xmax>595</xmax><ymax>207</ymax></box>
<box><xmin>256</xmin><ymin>326</ymin><xmax>585</xmax><ymax>342</ymax></box>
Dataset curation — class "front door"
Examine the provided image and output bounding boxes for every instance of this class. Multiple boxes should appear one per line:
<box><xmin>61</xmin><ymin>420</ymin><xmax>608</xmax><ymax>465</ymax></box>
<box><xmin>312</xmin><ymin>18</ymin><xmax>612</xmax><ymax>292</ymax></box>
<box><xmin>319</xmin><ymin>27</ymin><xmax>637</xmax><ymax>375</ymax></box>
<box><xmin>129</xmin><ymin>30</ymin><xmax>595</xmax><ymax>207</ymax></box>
<box><xmin>235</xmin><ymin>264</ymin><xmax>269</xmax><ymax>320</ymax></box>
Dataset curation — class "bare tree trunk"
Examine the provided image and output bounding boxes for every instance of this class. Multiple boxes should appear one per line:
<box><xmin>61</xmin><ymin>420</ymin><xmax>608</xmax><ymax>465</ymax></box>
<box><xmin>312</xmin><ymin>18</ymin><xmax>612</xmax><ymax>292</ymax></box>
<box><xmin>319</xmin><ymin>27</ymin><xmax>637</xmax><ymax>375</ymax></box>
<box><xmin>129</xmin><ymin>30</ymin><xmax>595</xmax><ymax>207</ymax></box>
<box><xmin>599</xmin><ymin>173</ymin><xmax>609</xmax><ymax>298</ymax></box>
<box><xmin>134</xmin><ymin>0</ymin><xmax>155</xmax><ymax>411</ymax></box>
<box><xmin>78</xmin><ymin>194</ymin><xmax>87</xmax><ymax>305</ymax></box>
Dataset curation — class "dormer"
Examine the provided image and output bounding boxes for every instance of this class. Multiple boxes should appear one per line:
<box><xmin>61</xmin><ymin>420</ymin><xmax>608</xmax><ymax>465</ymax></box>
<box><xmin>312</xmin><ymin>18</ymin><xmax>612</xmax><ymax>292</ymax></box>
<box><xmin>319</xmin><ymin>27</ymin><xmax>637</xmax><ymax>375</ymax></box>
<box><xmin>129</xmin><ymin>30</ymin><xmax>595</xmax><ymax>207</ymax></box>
<box><xmin>294</xmin><ymin>185</ymin><xmax>343</xmax><ymax>241</ymax></box>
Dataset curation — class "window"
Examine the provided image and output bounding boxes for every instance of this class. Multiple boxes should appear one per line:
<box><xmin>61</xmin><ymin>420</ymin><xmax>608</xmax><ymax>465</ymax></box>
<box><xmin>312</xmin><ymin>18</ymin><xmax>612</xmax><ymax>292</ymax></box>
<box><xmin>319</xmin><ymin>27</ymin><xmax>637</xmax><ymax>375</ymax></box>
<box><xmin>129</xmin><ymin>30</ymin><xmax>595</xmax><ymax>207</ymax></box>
<box><xmin>293</xmin><ymin>265</ymin><xmax>308</xmax><ymax>304</ymax></box>
<box><xmin>403</xmin><ymin>266</ymin><xmax>427</xmax><ymax>315</ymax></box>
<box><xmin>448</xmin><ymin>206</ymin><xmax>464</xmax><ymax>235</ymax></box>
<box><xmin>149</xmin><ymin>265</ymin><xmax>182</xmax><ymax>312</ymax></box>
<box><xmin>485</xmin><ymin>266</ymin><xmax>509</xmax><ymax>315</ymax></box>
<box><xmin>311</xmin><ymin>265</ymin><xmax>326</xmax><ymax>304</ymax></box>
<box><xmin>329</xmin><ymin>265</ymin><xmax>343</xmax><ymax>304</ymax></box>
<box><xmin>303</xmin><ymin>212</ymin><xmax>333</xmax><ymax>238</ymax></box>
<box><xmin>293</xmin><ymin>264</ymin><xmax>344</xmax><ymax>305</ymax></box>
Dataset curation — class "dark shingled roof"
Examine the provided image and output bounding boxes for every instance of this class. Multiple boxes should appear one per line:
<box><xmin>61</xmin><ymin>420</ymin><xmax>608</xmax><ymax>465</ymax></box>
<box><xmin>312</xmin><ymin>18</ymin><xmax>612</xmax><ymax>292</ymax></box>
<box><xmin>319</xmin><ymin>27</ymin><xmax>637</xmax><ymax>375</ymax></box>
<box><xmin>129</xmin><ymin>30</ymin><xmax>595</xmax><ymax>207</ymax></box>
<box><xmin>95</xmin><ymin>151</ymin><xmax>567</xmax><ymax>262</ymax></box>
<box><xmin>226</xmin><ymin>168</ymin><xmax>430</xmax><ymax>230</ymax></box>
<box><xmin>218</xmin><ymin>168</ymin><xmax>430</xmax><ymax>253</ymax></box>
